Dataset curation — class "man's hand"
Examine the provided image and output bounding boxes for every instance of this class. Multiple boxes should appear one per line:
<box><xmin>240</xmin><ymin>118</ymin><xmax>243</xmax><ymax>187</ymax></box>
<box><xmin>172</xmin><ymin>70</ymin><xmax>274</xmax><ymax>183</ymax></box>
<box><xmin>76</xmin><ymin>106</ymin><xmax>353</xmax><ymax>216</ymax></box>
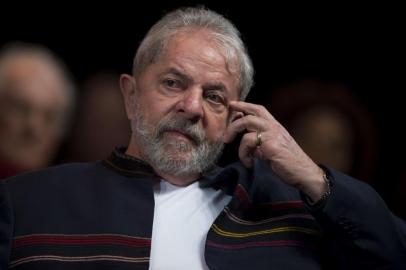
<box><xmin>223</xmin><ymin>101</ymin><xmax>328</xmax><ymax>201</ymax></box>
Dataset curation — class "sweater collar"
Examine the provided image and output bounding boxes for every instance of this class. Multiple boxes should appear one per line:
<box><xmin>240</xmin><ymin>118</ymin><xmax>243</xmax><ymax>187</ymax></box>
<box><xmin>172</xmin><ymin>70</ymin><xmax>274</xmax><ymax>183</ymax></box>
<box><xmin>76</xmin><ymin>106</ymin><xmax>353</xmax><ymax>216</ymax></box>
<box><xmin>103</xmin><ymin>147</ymin><xmax>156</xmax><ymax>177</ymax></box>
<box><xmin>103</xmin><ymin>147</ymin><xmax>225</xmax><ymax>187</ymax></box>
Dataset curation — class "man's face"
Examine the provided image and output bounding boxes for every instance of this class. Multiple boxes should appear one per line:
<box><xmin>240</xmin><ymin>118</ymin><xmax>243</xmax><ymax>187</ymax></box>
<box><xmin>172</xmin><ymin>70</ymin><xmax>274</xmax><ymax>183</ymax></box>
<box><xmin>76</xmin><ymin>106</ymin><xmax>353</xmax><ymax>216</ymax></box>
<box><xmin>125</xmin><ymin>30</ymin><xmax>240</xmax><ymax>178</ymax></box>
<box><xmin>0</xmin><ymin>57</ymin><xmax>68</xmax><ymax>169</ymax></box>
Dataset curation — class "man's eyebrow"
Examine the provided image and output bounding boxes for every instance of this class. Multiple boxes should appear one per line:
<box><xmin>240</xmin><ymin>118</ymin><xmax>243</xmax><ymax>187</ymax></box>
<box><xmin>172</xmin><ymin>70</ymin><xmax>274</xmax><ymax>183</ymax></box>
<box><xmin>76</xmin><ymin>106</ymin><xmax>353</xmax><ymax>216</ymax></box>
<box><xmin>164</xmin><ymin>68</ymin><xmax>193</xmax><ymax>83</ymax></box>
<box><xmin>163</xmin><ymin>67</ymin><xmax>228</xmax><ymax>93</ymax></box>
<box><xmin>203</xmin><ymin>82</ymin><xmax>227</xmax><ymax>93</ymax></box>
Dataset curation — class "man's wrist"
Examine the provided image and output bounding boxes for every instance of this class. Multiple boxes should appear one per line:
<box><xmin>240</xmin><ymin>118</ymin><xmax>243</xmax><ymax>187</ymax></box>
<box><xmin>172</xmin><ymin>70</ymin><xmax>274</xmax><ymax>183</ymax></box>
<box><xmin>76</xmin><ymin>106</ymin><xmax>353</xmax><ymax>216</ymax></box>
<box><xmin>296</xmin><ymin>166</ymin><xmax>329</xmax><ymax>202</ymax></box>
<box><xmin>306</xmin><ymin>170</ymin><xmax>332</xmax><ymax>206</ymax></box>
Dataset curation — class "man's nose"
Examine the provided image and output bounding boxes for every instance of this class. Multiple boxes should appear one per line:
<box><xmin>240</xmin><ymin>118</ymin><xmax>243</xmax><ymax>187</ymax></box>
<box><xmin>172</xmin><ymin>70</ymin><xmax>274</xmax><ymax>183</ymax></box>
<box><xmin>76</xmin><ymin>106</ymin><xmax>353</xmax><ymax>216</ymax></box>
<box><xmin>24</xmin><ymin>110</ymin><xmax>57</xmax><ymax>140</ymax></box>
<box><xmin>175</xmin><ymin>88</ymin><xmax>204</xmax><ymax>121</ymax></box>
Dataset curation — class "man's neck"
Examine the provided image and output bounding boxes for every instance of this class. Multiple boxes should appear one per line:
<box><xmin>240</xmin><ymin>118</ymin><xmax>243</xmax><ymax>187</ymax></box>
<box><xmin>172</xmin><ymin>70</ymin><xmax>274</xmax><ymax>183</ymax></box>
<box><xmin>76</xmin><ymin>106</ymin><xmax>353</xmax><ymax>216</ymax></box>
<box><xmin>125</xmin><ymin>140</ymin><xmax>200</xmax><ymax>187</ymax></box>
<box><xmin>155</xmin><ymin>171</ymin><xmax>199</xmax><ymax>187</ymax></box>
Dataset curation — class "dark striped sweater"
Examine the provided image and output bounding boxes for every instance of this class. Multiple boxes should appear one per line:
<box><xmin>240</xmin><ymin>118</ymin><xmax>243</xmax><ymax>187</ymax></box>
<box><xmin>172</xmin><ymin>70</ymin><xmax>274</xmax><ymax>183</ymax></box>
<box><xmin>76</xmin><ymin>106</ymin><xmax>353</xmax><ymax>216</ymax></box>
<box><xmin>1</xmin><ymin>148</ymin><xmax>405</xmax><ymax>269</ymax></box>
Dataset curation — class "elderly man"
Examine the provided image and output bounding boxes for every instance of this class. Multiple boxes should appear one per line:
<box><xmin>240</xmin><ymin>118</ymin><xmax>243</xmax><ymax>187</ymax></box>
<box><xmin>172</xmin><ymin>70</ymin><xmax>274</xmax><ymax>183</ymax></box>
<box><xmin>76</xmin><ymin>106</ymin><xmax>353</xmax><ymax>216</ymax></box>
<box><xmin>0</xmin><ymin>43</ymin><xmax>74</xmax><ymax>178</ymax></box>
<box><xmin>1</xmin><ymin>7</ymin><xmax>405</xmax><ymax>270</ymax></box>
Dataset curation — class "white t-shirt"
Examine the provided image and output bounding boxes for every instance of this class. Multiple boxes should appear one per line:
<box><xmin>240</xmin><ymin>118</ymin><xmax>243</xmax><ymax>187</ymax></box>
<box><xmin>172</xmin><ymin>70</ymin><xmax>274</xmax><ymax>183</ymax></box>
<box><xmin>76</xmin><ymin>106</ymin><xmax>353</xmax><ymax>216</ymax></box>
<box><xmin>149</xmin><ymin>179</ymin><xmax>232</xmax><ymax>270</ymax></box>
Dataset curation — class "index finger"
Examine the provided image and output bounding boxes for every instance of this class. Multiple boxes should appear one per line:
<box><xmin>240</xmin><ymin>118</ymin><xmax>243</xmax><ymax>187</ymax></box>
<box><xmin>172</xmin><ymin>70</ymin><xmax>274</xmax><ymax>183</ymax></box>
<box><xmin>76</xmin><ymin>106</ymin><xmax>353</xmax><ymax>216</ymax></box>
<box><xmin>229</xmin><ymin>101</ymin><xmax>272</xmax><ymax>119</ymax></box>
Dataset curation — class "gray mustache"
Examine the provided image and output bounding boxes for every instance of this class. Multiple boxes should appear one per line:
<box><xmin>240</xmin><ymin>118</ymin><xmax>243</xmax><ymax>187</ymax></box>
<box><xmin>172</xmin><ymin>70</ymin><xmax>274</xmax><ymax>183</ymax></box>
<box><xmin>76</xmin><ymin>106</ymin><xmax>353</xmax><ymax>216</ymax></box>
<box><xmin>156</xmin><ymin>118</ymin><xmax>205</xmax><ymax>145</ymax></box>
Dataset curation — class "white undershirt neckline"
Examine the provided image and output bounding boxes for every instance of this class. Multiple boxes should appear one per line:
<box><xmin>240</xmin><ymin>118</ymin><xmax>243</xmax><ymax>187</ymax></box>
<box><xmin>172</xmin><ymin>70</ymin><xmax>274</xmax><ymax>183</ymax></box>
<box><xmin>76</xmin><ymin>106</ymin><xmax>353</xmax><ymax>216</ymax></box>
<box><xmin>149</xmin><ymin>179</ymin><xmax>231</xmax><ymax>270</ymax></box>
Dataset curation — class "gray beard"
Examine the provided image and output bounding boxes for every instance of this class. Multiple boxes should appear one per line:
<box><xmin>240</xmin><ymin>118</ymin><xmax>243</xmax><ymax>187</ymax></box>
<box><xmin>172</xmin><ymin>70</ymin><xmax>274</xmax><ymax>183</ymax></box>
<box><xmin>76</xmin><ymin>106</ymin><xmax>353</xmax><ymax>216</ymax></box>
<box><xmin>131</xmin><ymin>109</ymin><xmax>224</xmax><ymax>178</ymax></box>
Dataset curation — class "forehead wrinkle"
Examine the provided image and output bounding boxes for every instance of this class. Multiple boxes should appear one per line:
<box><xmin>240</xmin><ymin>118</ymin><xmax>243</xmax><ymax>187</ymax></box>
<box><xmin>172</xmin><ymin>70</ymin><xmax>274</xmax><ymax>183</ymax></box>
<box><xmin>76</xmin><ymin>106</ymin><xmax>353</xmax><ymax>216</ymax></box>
<box><xmin>164</xmin><ymin>31</ymin><xmax>230</xmax><ymax>73</ymax></box>
<box><xmin>154</xmin><ymin>32</ymin><xmax>239</xmax><ymax>99</ymax></box>
<box><xmin>165</xmin><ymin>53</ymin><xmax>229</xmax><ymax>79</ymax></box>
<box><xmin>162</xmin><ymin>55</ymin><xmax>230</xmax><ymax>85</ymax></box>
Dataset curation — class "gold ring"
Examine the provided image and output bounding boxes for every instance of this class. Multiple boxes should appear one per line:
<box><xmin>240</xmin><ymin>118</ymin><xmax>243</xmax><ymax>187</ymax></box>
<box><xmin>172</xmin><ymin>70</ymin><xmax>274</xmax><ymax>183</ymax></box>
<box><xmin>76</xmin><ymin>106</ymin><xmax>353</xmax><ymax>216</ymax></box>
<box><xmin>255</xmin><ymin>131</ymin><xmax>262</xmax><ymax>147</ymax></box>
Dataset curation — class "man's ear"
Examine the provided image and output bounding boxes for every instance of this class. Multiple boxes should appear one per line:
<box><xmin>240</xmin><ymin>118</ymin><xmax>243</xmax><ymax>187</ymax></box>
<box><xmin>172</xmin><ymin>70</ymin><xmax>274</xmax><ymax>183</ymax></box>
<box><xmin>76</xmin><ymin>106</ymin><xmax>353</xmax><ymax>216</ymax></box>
<box><xmin>120</xmin><ymin>74</ymin><xmax>137</xmax><ymax>120</ymax></box>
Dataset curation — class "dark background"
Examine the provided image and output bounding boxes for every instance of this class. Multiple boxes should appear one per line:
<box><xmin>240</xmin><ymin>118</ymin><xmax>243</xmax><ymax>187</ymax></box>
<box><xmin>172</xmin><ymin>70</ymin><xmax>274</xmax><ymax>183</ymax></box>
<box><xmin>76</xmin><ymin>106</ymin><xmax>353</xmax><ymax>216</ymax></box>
<box><xmin>1</xmin><ymin>2</ymin><xmax>405</xmax><ymax>218</ymax></box>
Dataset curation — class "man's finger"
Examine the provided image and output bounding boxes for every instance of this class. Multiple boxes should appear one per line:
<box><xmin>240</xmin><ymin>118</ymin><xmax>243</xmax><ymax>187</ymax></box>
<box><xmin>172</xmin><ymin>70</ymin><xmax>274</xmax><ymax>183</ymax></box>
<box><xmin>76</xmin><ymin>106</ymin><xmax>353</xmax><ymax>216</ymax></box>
<box><xmin>229</xmin><ymin>101</ymin><xmax>271</xmax><ymax>119</ymax></box>
<box><xmin>223</xmin><ymin>115</ymin><xmax>268</xmax><ymax>143</ymax></box>
<box><xmin>239</xmin><ymin>132</ymin><xmax>258</xmax><ymax>168</ymax></box>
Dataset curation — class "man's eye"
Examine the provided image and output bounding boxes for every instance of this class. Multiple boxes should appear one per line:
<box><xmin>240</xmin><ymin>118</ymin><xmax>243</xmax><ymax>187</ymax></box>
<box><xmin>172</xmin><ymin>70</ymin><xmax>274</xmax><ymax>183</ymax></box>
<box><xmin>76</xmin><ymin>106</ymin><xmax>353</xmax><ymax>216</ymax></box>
<box><xmin>163</xmin><ymin>79</ymin><xmax>181</xmax><ymax>89</ymax></box>
<box><xmin>205</xmin><ymin>92</ymin><xmax>225</xmax><ymax>104</ymax></box>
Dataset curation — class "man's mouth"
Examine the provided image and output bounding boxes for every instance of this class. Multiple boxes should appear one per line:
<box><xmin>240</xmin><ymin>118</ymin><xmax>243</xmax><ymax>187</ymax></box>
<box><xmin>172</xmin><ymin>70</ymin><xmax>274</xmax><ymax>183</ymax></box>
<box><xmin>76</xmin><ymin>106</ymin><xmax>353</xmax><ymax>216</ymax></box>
<box><xmin>163</xmin><ymin>129</ymin><xmax>199</xmax><ymax>145</ymax></box>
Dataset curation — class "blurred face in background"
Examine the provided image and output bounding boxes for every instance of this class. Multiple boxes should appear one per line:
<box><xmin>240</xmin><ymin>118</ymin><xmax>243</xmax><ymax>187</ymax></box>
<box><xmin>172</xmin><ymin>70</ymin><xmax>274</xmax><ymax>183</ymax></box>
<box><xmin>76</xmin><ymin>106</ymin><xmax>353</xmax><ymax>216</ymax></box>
<box><xmin>0</xmin><ymin>55</ymin><xmax>69</xmax><ymax>169</ymax></box>
<box><xmin>289</xmin><ymin>107</ymin><xmax>355</xmax><ymax>173</ymax></box>
<box><xmin>66</xmin><ymin>72</ymin><xmax>131</xmax><ymax>162</ymax></box>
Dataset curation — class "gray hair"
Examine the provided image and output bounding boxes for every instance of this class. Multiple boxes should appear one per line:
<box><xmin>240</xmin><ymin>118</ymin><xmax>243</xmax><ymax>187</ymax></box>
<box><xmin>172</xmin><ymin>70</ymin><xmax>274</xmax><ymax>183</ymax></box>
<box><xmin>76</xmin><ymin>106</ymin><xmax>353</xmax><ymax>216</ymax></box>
<box><xmin>133</xmin><ymin>7</ymin><xmax>254</xmax><ymax>100</ymax></box>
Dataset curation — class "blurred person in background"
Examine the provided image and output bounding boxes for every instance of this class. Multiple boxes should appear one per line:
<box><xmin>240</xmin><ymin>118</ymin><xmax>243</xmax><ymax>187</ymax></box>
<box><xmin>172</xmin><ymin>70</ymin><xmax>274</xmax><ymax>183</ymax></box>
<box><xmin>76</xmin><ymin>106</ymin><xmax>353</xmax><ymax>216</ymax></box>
<box><xmin>0</xmin><ymin>42</ymin><xmax>75</xmax><ymax>179</ymax></box>
<box><xmin>61</xmin><ymin>71</ymin><xmax>130</xmax><ymax>162</ymax></box>
<box><xmin>267</xmin><ymin>79</ymin><xmax>377</xmax><ymax>183</ymax></box>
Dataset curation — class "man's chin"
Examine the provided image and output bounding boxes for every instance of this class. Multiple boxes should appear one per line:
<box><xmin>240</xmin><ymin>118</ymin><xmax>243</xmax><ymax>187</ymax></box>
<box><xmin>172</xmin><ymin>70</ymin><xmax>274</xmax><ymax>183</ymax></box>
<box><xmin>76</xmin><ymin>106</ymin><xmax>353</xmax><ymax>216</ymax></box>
<box><xmin>162</xmin><ymin>141</ymin><xmax>196</xmax><ymax>153</ymax></box>
<box><xmin>164</xmin><ymin>150</ymin><xmax>195</xmax><ymax>161</ymax></box>
<box><xmin>150</xmin><ymin>155</ymin><xmax>199</xmax><ymax>177</ymax></box>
